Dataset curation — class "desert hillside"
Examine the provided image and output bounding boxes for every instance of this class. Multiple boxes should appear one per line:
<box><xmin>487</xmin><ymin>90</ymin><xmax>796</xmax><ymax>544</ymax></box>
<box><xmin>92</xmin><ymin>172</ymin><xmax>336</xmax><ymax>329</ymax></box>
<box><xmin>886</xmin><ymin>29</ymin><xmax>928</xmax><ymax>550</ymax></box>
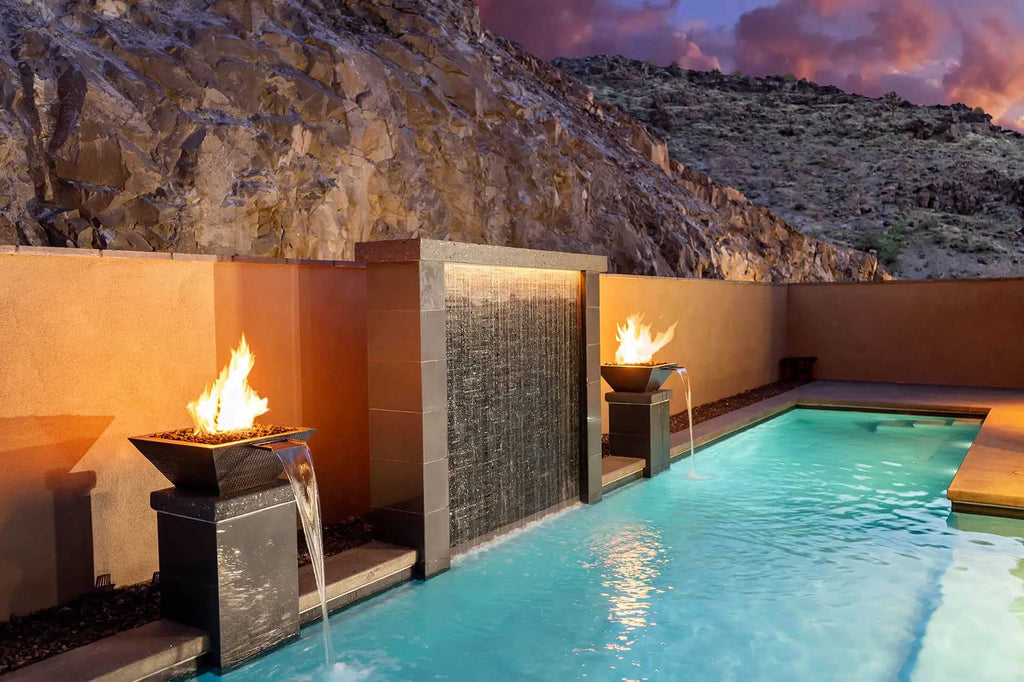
<box><xmin>0</xmin><ymin>0</ymin><xmax>879</xmax><ymax>281</ymax></box>
<box><xmin>559</xmin><ymin>56</ymin><xmax>1024</xmax><ymax>279</ymax></box>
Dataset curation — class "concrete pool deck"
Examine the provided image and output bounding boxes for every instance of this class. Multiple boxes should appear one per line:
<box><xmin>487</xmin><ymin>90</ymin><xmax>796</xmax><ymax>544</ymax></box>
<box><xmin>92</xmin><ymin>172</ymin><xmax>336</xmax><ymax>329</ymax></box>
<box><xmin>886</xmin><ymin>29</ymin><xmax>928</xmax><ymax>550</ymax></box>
<box><xmin>669</xmin><ymin>380</ymin><xmax>1024</xmax><ymax>518</ymax></box>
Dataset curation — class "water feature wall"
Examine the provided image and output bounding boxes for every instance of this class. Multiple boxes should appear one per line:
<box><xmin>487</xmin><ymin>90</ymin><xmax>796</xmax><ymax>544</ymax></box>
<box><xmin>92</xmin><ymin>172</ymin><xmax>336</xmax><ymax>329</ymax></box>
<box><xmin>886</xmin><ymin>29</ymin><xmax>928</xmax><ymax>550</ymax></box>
<box><xmin>445</xmin><ymin>264</ymin><xmax>581</xmax><ymax>548</ymax></box>
<box><xmin>357</xmin><ymin>239</ymin><xmax>605</xmax><ymax>577</ymax></box>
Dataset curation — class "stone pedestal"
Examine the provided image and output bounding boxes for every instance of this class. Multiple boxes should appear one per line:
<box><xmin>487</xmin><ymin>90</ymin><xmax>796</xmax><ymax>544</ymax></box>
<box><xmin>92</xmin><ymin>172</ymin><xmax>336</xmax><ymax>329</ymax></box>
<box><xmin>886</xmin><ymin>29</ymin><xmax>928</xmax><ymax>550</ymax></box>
<box><xmin>150</xmin><ymin>481</ymin><xmax>298</xmax><ymax>670</ymax></box>
<box><xmin>606</xmin><ymin>389</ymin><xmax>672</xmax><ymax>477</ymax></box>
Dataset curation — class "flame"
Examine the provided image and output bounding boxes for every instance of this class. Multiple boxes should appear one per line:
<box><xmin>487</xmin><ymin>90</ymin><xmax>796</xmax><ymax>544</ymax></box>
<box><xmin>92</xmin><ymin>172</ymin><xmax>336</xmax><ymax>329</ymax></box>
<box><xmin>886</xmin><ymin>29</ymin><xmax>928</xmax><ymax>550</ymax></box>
<box><xmin>614</xmin><ymin>314</ymin><xmax>677</xmax><ymax>365</ymax></box>
<box><xmin>187</xmin><ymin>335</ymin><xmax>269</xmax><ymax>435</ymax></box>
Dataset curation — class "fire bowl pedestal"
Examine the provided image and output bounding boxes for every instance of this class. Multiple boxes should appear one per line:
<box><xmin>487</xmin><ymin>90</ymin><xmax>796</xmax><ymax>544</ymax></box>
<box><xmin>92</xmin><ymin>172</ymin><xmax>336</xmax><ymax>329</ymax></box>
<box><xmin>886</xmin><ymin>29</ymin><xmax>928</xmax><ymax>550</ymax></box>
<box><xmin>130</xmin><ymin>429</ymin><xmax>315</xmax><ymax>671</ymax></box>
<box><xmin>603</xmin><ymin>364</ymin><xmax>675</xmax><ymax>478</ymax></box>
<box><xmin>150</xmin><ymin>481</ymin><xmax>299</xmax><ymax>670</ymax></box>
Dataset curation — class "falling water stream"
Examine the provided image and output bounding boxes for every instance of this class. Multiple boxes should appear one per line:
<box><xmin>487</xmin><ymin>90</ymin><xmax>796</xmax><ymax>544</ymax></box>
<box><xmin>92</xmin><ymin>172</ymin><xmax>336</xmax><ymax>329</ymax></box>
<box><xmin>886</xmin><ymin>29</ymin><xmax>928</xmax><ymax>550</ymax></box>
<box><xmin>272</xmin><ymin>441</ymin><xmax>333</xmax><ymax>667</ymax></box>
<box><xmin>675</xmin><ymin>368</ymin><xmax>704</xmax><ymax>479</ymax></box>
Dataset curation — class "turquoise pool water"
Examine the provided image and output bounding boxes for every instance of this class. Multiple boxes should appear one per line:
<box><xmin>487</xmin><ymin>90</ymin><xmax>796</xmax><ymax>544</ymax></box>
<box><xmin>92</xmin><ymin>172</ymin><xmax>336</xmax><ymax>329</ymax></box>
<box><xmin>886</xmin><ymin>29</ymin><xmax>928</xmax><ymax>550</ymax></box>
<box><xmin>204</xmin><ymin>408</ymin><xmax>1024</xmax><ymax>681</ymax></box>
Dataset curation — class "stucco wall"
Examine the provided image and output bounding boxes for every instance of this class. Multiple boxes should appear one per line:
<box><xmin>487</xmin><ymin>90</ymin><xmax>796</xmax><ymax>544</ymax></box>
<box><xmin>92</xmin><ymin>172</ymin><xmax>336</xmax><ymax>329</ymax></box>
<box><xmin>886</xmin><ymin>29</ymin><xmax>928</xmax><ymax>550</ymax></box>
<box><xmin>0</xmin><ymin>252</ymin><xmax>369</xmax><ymax>620</ymax></box>
<box><xmin>5</xmin><ymin>251</ymin><xmax>1023</xmax><ymax>622</ymax></box>
<box><xmin>599</xmin><ymin>275</ymin><xmax>789</xmax><ymax>421</ymax></box>
<box><xmin>787</xmin><ymin>279</ymin><xmax>1024</xmax><ymax>388</ymax></box>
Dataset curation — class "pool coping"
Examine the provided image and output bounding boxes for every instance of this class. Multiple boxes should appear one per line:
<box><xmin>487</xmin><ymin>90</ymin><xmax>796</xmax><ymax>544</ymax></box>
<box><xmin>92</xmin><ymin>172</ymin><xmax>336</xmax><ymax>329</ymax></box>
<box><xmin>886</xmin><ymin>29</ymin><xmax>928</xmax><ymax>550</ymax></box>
<box><xmin>298</xmin><ymin>542</ymin><xmax>417</xmax><ymax>625</ymax></box>
<box><xmin>668</xmin><ymin>380</ymin><xmax>1024</xmax><ymax>517</ymax></box>
<box><xmin>1</xmin><ymin>620</ymin><xmax>208</xmax><ymax>682</ymax></box>
<box><xmin>5</xmin><ymin>541</ymin><xmax>416</xmax><ymax>681</ymax></box>
<box><xmin>601</xmin><ymin>456</ymin><xmax>646</xmax><ymax>493</ymax></box>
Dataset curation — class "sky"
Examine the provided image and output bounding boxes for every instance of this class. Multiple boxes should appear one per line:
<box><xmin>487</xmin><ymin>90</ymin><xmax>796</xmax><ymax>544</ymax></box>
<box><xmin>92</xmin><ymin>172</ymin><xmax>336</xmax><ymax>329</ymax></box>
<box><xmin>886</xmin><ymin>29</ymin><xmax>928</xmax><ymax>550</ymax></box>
<box><xmin>476</xmin><ymin>0</ymin><xmax>1024</xmax><ymax>131</ymax></box>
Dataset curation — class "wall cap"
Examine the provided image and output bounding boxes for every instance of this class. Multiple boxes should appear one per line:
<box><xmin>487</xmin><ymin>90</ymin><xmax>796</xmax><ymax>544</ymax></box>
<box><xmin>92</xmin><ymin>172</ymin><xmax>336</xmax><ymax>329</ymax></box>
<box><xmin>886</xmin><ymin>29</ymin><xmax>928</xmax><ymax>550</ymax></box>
<box><xmin>0</xmin><ymin>245</ymin><xmax>364</xmax><ymax>269</ymax></box>
<box><xmin>355</xmin><ymin>238</ymin><xmax>608</xmax><ymax>272</ymax></box>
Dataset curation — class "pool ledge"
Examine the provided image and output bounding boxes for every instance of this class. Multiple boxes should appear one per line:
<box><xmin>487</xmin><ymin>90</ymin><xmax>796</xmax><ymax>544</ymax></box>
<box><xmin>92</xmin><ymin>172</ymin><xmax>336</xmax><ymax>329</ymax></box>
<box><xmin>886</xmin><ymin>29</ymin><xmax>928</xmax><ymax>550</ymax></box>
<box><xmin>669</xmin><ymin>380</ymin><xmax>1024</xmax><ymax>518</ymax></box>
<box><xmin>602</xmin><ymin>456</ymin><xmax>645</xmax><ymax>493</ymax></box>
<box><xmin>7</xmin><ymin>541</ymin><xmax>416</xmax><ymax>680</ymax></box>
<box><xmin>1</xmin><ymin>620</ymin><xmax>208</xmax><ymax>682</ymax></box>
<box><xmin>299</xmin><ymin>541</ymin><xmax>416</xmax><ymax>624</ymax></box>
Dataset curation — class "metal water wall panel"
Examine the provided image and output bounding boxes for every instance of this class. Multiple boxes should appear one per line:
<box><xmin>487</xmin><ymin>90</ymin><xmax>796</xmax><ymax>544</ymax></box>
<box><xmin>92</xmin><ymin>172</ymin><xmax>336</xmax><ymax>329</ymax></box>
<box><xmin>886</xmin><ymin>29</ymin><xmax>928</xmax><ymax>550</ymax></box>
<box><xmin>445</xmin><ymin>264</ymin><xmax>582</xmax><ymax>547</ymax></box>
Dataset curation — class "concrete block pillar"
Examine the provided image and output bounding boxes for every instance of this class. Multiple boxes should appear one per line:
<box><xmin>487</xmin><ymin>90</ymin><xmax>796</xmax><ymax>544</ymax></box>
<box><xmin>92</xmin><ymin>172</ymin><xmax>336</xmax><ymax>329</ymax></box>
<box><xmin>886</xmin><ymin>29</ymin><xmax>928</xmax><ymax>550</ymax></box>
<box><xmin>150</xmin><ymin>481</ymin><xmax>299</xmax><ymax>670</ymax></box>
<box><xmin>581</xmin><ymin>272</ymin><xmax>603</xmax><ymax>503</ymax></box>
<box><xmin>362</xmin><ymin>259</ymin><xmax>450</xmax><ymax>579</ymax></box>
<box><xmin>606</xmin><ymin>389</ymin><xmax>673</xmax><ymax>477</ymax></box>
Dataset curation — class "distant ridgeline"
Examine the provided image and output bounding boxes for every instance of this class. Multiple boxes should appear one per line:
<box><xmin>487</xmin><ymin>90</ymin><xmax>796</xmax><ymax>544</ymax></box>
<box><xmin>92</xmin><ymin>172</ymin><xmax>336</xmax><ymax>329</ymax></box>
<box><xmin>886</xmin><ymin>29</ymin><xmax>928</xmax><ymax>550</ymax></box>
<box><xmin>559</xmin><ymin>56</ymin><xmax>1024</xmax><ymax>280</ymax></box>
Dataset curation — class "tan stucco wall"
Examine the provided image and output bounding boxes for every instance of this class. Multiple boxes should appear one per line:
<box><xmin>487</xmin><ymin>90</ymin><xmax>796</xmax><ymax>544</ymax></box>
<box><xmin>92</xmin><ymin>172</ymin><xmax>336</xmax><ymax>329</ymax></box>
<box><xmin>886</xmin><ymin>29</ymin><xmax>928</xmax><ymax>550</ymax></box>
<box><xmin>599</xmin><ymin>275</ymin><xmax>789</xmax><ymax>422</ymax></box>
<box><xmin>787</xmin><ymin>279</ymin><xmax>1024</xmax><ymax>388</ymax></box>
<box><xmin>5</xmin><ymin>252</ymin><xmax>1022</xmax><ymax>622</ymax></box>
<box><xmin>0</xmin><ymin>253</ymin><xmax>369</xmax><ymax>620</ymax></box>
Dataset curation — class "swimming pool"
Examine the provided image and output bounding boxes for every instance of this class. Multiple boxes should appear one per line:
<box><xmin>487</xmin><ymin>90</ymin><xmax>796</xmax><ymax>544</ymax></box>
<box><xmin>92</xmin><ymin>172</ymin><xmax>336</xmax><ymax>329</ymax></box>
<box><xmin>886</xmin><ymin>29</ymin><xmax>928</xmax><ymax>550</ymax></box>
<box><xmin>203</xmin><ymin>408</ymin><xmax>1024</xmax><ymax>681</ymax></box>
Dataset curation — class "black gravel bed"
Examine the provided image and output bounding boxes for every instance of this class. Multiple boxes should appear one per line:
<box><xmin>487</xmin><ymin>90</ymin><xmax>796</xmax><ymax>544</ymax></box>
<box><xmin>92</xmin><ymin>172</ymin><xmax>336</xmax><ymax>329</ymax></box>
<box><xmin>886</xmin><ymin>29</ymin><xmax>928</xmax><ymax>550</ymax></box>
<box><xmin>0</xmin><ymin>582</ymin><xmax>160</xmax><ymax>675</ymax></box>
<box><xmin>602</xmin><ymin>380</ymin><xmax>805</xmax><ymax>456</ymax></box>
<box><xmin>298</xmin><ymin>516</ymin><xmax>372</xmax><ymax>567</ymax></box>
<box><xmin>2</xmin><ymin>517</ymin><xmax>372</xmax><ymax>674</ymax></box>
<box><xmin>149</xmin><ymin>423</ymin><xmax>294</xmax><ymax>445</ymax></box>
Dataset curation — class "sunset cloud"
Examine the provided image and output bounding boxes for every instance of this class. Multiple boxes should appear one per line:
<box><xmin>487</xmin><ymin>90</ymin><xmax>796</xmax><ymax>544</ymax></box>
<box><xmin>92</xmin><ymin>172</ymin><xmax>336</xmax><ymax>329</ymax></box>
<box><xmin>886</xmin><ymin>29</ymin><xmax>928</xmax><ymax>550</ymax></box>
<box><xmin>476</xmin><ymin>0</ymin><xmax>1024</xmax><ymax>130</ymax></box>
<box><xmin>476</xmin><ymin>0</ymin><xmax>720</xmax><ymax>70</ymax></box>
<box><xmin>943</xmin><ymin>14</ymin><xmax>1024</xmax><ymax>125</ymax></box>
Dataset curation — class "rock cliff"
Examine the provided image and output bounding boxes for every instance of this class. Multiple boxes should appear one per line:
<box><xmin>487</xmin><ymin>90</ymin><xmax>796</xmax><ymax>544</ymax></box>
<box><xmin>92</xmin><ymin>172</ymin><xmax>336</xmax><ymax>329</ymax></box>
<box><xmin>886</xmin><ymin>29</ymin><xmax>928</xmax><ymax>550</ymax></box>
<box><xmin>559</xmin><ymin>56</ymin><xmax>1024</xmax><ymax>279</ymax></box>
<box><xmin>0</xmin><ymin>0</ymin><xmax>881</xmax><ymax>281</ymax></box>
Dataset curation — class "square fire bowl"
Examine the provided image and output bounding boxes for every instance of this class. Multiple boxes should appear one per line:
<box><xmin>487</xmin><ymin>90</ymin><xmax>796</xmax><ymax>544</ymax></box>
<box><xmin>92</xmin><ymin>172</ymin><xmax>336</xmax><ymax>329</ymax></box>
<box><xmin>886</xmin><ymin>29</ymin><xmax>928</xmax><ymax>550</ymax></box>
<box><xmin>600</xmin><ymin>363</ymin><xmax>678</xmax><ymax>393</ymax></box>
<box><xmin>129</xmin><ymin>428</ymin><xmax>315</xmax><ymax>497</ymax></box>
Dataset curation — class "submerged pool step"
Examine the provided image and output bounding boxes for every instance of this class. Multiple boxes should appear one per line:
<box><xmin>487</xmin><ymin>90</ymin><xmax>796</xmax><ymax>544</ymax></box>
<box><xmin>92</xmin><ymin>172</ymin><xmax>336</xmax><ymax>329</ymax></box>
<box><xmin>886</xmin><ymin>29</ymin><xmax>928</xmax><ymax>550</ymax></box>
<box><xmin>871</xmin><ymin>417</ymin><xmax>981</xmax><ymax>432</ymax></box>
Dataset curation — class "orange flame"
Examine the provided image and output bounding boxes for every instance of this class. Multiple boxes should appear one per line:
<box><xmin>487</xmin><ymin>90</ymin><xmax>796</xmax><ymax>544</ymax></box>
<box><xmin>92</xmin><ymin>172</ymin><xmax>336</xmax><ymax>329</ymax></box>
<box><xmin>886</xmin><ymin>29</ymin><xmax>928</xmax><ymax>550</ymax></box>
<box><xmin>615</xmin><ymin>314</ymin><xmax>677</xmax><ymax>365</ymax></box>
<box><xmin>187</xmin><ymin>335</ymin><xmax>269</xmax><ymax>435</ymax></box>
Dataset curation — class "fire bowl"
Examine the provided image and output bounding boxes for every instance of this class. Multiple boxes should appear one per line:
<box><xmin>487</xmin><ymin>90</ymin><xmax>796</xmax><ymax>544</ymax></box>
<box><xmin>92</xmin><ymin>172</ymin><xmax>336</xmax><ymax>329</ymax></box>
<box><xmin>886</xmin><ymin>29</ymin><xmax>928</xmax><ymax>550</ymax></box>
<box><xmin>129</xmin><ymin>427</ymin><xmax>315</xmax><ymax>497</ymax></box>
<box><xmin>601</xmin><ymin>363</ymin><xmax>678</xmax><ymax>393</ymax></box>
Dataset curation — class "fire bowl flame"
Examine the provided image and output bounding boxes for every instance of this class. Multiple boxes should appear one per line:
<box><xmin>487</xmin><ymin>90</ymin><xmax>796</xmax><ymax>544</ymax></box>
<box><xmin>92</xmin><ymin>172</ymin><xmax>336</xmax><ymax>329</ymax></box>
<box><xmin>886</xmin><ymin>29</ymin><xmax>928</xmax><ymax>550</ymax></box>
<box><xmin>130</xmin><ymin>426</ymin><xmax>315</xmax><ymax>497</ymax></box>
<box><xmin>601</xmin><ymin>363</ymin><xmax>678</xmax><ymax>393</ymax></box>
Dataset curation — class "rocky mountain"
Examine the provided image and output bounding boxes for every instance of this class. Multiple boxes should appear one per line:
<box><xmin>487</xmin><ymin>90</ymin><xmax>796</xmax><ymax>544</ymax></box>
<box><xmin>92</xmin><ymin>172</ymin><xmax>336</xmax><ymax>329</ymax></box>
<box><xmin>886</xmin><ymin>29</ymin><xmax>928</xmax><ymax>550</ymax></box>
<box><xmin>558</xmin><ymin>56</ymin><xmax>1024</xmax><ymax>279</ymax></box>
<box><xmin>0</xmin><ymin>0</ymin><xmax>880</xmax><ymax>282</ymax></box>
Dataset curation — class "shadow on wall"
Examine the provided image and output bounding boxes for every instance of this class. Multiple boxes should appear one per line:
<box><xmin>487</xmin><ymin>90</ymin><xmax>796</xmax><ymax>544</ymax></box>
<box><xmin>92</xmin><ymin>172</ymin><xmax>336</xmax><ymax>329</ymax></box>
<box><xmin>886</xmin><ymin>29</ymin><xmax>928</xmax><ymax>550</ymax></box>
<box><xmin>0</xmin><ymin>415</ymin><xmax>112</xmax><ymax>619</ymax></box>
<box><xmin>0</xmin><ymin>256</ymin><xmax>371</xmax><ymax>619</ymax></box>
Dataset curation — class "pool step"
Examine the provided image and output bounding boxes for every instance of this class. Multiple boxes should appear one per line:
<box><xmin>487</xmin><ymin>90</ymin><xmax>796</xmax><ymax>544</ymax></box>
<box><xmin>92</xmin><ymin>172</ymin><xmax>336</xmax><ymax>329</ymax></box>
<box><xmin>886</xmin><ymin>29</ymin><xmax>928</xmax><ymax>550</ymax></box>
<box><xmin>871</xmin><ymin>417</ymin><xmax>981</xmax><ymax>432</ymax></box>
<box><xmin>602</xmin><ymin>456</ymin><xmax>645</xmax><ymax>494</ymax></box>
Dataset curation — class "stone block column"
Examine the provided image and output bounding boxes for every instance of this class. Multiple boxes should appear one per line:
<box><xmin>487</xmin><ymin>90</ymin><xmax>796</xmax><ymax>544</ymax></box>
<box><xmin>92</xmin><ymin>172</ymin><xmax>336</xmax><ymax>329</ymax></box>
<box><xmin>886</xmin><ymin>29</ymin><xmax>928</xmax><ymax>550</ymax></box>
<box><xmin>361</xmin><ymin>258</ymin><xmax>450</xmax><ymax>579</ymax></box>
<box><xmin>150</xmin><ymin>481</ymin><xmax>299</xmax><ymax>670</ymax></box>
<box><xmin>581</xmin><ymin>272</ymin><xmax>603</xmax><ymax>503</ymax></box>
